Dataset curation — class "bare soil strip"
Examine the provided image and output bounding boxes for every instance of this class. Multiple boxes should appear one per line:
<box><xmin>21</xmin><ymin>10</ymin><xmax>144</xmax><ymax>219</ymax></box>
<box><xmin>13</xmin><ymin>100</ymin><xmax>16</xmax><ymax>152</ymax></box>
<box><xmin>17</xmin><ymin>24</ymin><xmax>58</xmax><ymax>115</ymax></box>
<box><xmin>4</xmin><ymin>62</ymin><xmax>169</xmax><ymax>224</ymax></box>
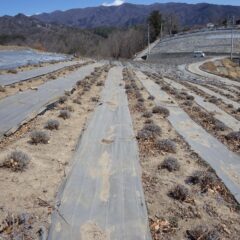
<box><xmin>48</xmin><ymin>66</ymin><xmax>151</xmax><ymax>240</ymax></box>
<box><xmin>0</xmin><ymin>65</ymin><xmax>110</xmax><ymax>239</ymax></box>
<box><xmin>124</xmin><ymin>68</ymin><xmax>240</xmax><ymax>240</ymax></box>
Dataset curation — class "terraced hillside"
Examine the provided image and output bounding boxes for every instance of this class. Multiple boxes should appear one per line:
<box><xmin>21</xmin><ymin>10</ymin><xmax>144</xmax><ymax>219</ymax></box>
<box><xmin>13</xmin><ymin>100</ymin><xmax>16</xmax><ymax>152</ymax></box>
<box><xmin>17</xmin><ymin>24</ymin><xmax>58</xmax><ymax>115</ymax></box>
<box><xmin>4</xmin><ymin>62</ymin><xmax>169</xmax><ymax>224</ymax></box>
<box><xmin>149</xmin><ymin>30</ymin><xmax>240</xmax><ymax>55</ymax></box>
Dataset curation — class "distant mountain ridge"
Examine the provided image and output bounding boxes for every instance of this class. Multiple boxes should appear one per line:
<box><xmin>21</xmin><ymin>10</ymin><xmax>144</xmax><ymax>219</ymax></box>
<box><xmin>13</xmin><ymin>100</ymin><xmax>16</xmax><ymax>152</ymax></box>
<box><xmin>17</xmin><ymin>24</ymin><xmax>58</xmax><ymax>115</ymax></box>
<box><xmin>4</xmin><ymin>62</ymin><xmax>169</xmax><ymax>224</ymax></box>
<box><xmin>34</xmin><ymin>2</ymin><xmax>240</xmax><ymax>29</ymax></box>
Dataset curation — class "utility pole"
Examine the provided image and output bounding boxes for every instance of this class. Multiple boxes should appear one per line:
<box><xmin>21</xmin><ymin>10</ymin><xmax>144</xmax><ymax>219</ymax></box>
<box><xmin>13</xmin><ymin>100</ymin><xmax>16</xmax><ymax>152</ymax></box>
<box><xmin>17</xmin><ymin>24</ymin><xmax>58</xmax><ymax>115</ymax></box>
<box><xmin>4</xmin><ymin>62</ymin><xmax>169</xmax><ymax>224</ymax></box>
<box><xmin>147</xmin><ymin>23</ymin><xmax>150</xmax><ymax>59</ymax></box>
<box><xmin>160</xmin><ymin>23</ymin><xmax>163</xmax><ymax>40</ymax></box>
<box><xmin>231</xmin><ymin>16</ymin><xmax>235</xmax><ymax>60</ymax></box>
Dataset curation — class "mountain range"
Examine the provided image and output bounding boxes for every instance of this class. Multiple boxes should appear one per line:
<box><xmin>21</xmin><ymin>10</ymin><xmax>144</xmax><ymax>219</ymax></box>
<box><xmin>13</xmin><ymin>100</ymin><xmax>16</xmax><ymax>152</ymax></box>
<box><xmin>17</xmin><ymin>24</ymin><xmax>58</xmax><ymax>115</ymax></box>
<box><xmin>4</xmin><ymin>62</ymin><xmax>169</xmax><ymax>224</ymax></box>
<box><xmin>34</xmin><ymin>2</ymin><xmax>240</xmax><ymax>29</ymax></box>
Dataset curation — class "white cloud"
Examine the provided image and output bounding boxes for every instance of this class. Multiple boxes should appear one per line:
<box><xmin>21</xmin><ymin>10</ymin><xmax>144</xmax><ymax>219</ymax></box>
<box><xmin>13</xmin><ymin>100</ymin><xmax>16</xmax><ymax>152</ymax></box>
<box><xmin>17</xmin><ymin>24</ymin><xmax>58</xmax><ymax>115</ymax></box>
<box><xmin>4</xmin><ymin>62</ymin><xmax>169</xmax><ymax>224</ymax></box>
<box><xmin>102</xmin><ymin>0</ymin><xmax>125</xmax><ymax>7</ymax></box>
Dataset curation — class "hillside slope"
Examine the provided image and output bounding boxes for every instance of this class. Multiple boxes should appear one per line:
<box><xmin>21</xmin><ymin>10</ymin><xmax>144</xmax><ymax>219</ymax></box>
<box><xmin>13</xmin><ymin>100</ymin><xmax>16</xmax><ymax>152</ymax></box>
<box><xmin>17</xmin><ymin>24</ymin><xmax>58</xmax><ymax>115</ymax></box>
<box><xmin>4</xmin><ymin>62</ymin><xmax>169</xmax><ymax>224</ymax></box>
<box><xmin>0</xmin><ymin>14</ymin><xmax>103</xmax><ymax>55</ymax></box>
<box><xmin>34</xmin><ymin>2</ymin><xmax>240</xmax><ymax>29</ymax></box>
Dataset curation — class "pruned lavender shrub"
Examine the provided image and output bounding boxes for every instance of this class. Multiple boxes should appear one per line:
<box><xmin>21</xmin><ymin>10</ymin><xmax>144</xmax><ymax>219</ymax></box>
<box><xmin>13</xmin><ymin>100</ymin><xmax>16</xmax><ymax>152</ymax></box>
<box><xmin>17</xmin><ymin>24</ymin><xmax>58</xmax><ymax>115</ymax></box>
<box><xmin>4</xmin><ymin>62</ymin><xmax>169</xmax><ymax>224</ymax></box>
<box><xmin>137</xmin><ymin>97</ymin><xmax>145</xmax><ymax>102</ymax></box>
<box><xmin>161</xmin><ymin>85</ymin><xmax>171</xmax><ymax>91</ymax></box>
<box><xmin>155</xmin><ymin>139</ymin><xmax>177</xmax><ymax>153</ymax></box>
<box><xmin>142</xmin><ymin>111</ymin><xmax>153</xmax><ymax>118</ymax></box>
<box><xmin>213</xmin><ymin>120</ymin><xmax>227</xmax><ymax>131</ymax></box>
<box><xmin>2</xmin><ymin>150</ymin><xmax>30</xmax><ymax>171</ymax></box>
<box><xmin>137</xmin><ymin>124</ymin><xmax>162</xmax><ymax>140</ymax></box>
<box><xmin>91</xmin><ymin>97</ymin><xmax>99</xmax><ymax>102</ymax></box>
<box><xmin>160</xmin><ymin>157</ymin><xmax>180</xmax><ymax>172</ymax></box>
<box><xmin>225</xmin><ymin>131</ymin><xmax>240</xmax><ymax>141</ymax></box>
<box><xmin>148</xmin><ymin>95</ymin><xmax>155</xmax><ymax>101</ymax></box>
<box><xmin>186</xmin><ymin>170</ymin><xmax>217</xmax><ymax>190</ymax></box>
<box><xmin>59</xmin><ymin>110</ymin><xmax>71</xmax><ymax>120</ymax></box>
<box><xmin>135</xmin><ymin>91</ymin><xmax>142</xmax><ymax>99</ymax></box>
<box><xmin>168</xmin><ymin>184</ymin><xmax>189</xmax><ymax>201</ymax></box>
<box><xmin>208</xmin><ymin>96</ymin><xmax>218</xmax><ymax>104</ymax></box>
<box><xmin>63</xmin><ymin>105</ymin><xmax>74</xmax><ymax>112</ymax></box>
<box><xmin>97</xmin><ymin>81</ymin><xmax>104</xmax><ymax>86</ymax></box>
<box><xmin>186</xmin><ymin>225</ymin><xmax>220</xmax><ymax>240</ymax></box>
<box><xmin>144</xmin><ymin>119</ymin><xmax>154</xmax><ymax>124</ymax></box>
<box><xmin>125</xmin><ymin>84</ymin><xmax>131</xmax><ymax>90</ymax></box>
<box><xmin>0</xmin><ymin>85</ymin><xmax>6</xmax><ymax>92</ymax></box>
<box><xmin>7</xmin><ymin>69</ymin><xmax>17</xmax><ymax>74</ymax></box>
<box><xmin>44</xmin><ymin>120</ymin><xmax>60</xmax><ymax>130</ymax></box>
<box><xmin>73</xmin><ymin>98</ymin><xmax>81</xmax><ymax>105</ymax></box>
<box><xmin>183</xmin><ymin>100</ymin><xmax>193</xmax><ymax>106</ymax></box>
<box><xmin>59</xmin><ymin>96</ymin><xmax>67</xmax><ymax>104</ymax></box>
<box><xmin>30</xmin><ymin>131</ymin><xmax>50</xmax><ymax>144</ymax></box>
<box><xmin>152</xmin><ymin>106</ymin><xmax>170</xmax><ymax>117</ymax></box>
<box><xmin>135</xmin><ymin>102</ymin><xmax>146</xmax><ymax>112</ymax></box>
<box><xmin>186</xmin><ymin>95</ymin><xmax>194</xmax><ymax>100</ymax></box>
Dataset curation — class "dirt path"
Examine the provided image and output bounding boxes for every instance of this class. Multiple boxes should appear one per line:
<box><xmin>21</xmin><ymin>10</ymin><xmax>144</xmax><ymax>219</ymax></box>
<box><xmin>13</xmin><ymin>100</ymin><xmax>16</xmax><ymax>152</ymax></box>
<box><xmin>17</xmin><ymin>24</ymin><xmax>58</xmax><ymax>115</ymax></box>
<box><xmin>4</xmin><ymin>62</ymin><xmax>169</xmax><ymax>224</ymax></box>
<box><xmin>136</xmin><ymin>71</ymin><xmax>240</xmax><ymax>203</ymax></box>
<box><xmin>48</xmin><ymin>67</ymin><xmax>151</xmax><ymax>240</ymax></box>
<box><xmin>187</xmin><ymin>58</ymin><xmax>240</xmax><ymax>88</ymax></box>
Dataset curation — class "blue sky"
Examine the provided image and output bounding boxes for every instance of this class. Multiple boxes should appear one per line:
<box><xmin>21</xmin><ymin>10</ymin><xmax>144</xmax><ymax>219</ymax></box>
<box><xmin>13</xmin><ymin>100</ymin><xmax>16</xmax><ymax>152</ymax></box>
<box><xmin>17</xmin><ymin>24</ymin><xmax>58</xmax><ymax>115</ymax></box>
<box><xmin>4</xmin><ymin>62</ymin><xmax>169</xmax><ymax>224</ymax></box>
<box><xmin>1</xmin><ymin>0</ymin><xmax>240</xmax><ymax>16</ymax></box>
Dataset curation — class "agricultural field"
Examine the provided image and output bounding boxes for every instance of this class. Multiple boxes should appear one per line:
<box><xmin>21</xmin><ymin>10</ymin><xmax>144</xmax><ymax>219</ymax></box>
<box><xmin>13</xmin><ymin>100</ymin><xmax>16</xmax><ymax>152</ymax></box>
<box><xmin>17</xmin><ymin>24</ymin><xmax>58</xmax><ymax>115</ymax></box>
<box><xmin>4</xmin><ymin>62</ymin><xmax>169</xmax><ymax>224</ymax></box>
<box><xmin>0</xmin><ymin>49</ymin><xmax>239</xmax><ymax>240</ymax></box>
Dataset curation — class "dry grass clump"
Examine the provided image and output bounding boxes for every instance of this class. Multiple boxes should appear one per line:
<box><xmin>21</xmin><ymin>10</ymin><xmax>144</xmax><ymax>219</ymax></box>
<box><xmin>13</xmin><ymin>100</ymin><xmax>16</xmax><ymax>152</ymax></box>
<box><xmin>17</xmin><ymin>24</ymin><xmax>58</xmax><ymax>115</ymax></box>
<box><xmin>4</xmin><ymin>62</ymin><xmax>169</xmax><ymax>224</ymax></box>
<box><xmin>0</xmin><ymin>85</ymin><xmax>6</xmax><ymax>92</ymax></box>
<box><xmin>44</xmin><ymin>119</ymin><xmax>60</xmax><ymax>130</ymax></box>
<box><xmin>59</xmin><ymin>110</ymin><xmax>71</xmax><ymax>119</ymax></box>
<box><xmin>148</xmin><ymin>95</ymin><xmax>155</xmax><ymax>101</ymax></box>
<box><xmin>168</xmin><ymin>184</ymin><xmax>189</xmax><ymax>201</ymax></box>
<box><xmin>30</xmin><ymin>130</ymin><xmax>50</xmax><ymax>144</ymax></box>
<box><xmin>137</xmin><ymin>123</ymin><xmax>162</xmax><ymax>140</ymax></box>
<box><xmin>155</xmin><ymin>139</ymin><xmax>177</xmax><ymax>153</ymax></box>
<box><xmin>1</xmin><ymin>150</ymin><xmax>30</xmax><ymax>171</ymax></box>
<box><xmin>59</xmin><ymin>96</ymin><xmax>67</xmax><ymax>104</ymax></box>
<box><xmin>152</xmin><ymin>106</ymin><xmax>170</xmax><ymax>117</ymax></box>
<box><xmin>186</xmin><ymin>225</ymin><xmax>220</xmax><ymax>240</ymax></box>
<box><xmin>142</xmin><ymin>111</ymin><xmax>153</xmax><ymax>118</ymax></box>
<box><xmin>160</xmin><ymin>157</ymin><xmax>180</xmax><ymax>172</ymax></box>
<box><xmin>186</xmin><ymin>170</ymin><xmax>218</xmax><ymax>191</ymax></box>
